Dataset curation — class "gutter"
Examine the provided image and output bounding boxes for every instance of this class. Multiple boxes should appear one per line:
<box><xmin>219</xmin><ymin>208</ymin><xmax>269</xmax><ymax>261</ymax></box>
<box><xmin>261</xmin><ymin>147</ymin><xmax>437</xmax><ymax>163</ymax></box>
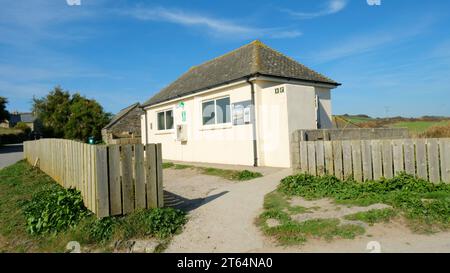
<box><xmin>142</xmin><ymin>106</ymin><xmax>149</xmax><ymax>145</ymax></box>
<box><xmin>142</xmin><ymin>75</ymin><xmax>340</xmax><ymax>109</ymax></box>
<box><xmin>247</xmin><ymin>77</ymin><xmax>258</xmax><ymax>167</ymax></box>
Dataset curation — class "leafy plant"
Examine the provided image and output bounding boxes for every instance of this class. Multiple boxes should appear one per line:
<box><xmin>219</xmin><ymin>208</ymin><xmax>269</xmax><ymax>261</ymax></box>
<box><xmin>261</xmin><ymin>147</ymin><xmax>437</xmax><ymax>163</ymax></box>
<box><xmin>232</xmin><ymin>170</ymin><xmax>263</xmax><ymax>181</ymax></box>
<box><xmin>23</xmin><ymin>187</ymin><xmax>90</xmax><ymax>235</ymax></box>
<box><xmin>143</xmin><ymin>208</ymin><xmax>187</xmax><ymax>238</ymax></box>
<box><xmin>82</xmin><ymin>217</ymin><xmax>118</xmax><ymax>244</ymax></box>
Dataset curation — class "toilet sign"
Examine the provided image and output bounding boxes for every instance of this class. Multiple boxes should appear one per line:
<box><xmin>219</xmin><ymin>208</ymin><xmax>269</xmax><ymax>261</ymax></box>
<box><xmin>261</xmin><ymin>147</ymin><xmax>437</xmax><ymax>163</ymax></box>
<box><xmin>177</xmin><ymin>101</ymin><xmax>186</xmax><ymax>123</ymax></box>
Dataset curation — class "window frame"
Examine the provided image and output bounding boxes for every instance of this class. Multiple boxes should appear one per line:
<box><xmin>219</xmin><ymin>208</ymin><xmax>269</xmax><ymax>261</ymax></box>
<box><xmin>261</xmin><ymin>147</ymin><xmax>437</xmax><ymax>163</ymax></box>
<box><xmin>156</xmin><ymin>108</ymin><xmax>174</xmax><ymax>131</ymax></box>
<box><xmin>201</xmin><ymin>96</ymin><xmax>231</xmax><ymax>127</ymax></box>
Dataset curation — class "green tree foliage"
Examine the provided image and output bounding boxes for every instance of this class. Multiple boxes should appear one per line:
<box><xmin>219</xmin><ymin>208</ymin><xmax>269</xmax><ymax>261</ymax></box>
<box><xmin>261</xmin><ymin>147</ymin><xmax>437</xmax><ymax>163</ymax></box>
<box><xmin>33</xmin><ymin>86</ymin><xmax>111</xmax><ymax>141</ymax></box>
<box><xmin>14</xmin><ymin>121</ymin><xmax>31</xmax><ymax>135</ymax></box>
<box><xmin>0</xmin><ymin>96</ymin><xmax>10</xmax><ymax>122</ymax></box>
<box><xmin>65</xmin><ymin>94</ymin><xmax>111</xmax><ymax>141</ymax></box>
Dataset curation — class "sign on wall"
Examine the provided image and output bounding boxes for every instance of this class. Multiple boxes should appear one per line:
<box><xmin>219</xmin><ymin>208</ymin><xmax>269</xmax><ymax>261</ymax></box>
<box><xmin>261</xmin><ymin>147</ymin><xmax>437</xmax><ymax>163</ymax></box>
<box><xmin>232</xmin><ymin>100</ymin><xmax>252</xmax><ymax>126</ymax></box>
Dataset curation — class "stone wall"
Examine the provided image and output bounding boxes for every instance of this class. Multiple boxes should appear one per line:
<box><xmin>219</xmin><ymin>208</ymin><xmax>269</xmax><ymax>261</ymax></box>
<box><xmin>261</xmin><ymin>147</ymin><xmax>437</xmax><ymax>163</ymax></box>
<box><xmin>102</xmin><ymin>107</ymin><xmax>143</xmax><ymax>144</ymax></box>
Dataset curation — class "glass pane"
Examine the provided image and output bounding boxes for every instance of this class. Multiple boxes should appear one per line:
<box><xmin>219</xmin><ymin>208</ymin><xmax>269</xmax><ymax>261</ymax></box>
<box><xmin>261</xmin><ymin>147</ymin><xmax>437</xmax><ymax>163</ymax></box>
<box><xmin>216</xmin><ymin>97</ymin><xmax>230</xmax><ymax>124</ymax></box>
<box><xmin>166</xmin><ymin>110</ymin><xmax>174</xmax><ymax>129</ymax></box>
<box><xmin>202</xmin><ymin>100</ymin><xmax>215</xmax><ymax>125</ymax></box>
<box><xmin>157</xmin><ymin>111</ymin><xmax>165</xmax><ymax>130</ymax></box>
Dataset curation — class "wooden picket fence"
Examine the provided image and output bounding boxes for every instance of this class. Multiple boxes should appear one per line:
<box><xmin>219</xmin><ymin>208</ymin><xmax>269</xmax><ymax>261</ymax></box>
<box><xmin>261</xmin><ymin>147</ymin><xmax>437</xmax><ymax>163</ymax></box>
<box><xmin>291</xmin><ymin>138</ymin><xmax>450</xmax><ymax>183</ymax></box>
<box><xmin>23</xmin><ymin>139</ymin><xmax>163</xmax><ymax>217</ymax></box>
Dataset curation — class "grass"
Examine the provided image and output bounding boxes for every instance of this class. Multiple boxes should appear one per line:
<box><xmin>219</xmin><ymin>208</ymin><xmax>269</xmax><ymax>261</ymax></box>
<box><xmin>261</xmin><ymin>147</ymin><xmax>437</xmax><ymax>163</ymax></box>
<box><xmin>0</xmin><ymin>127</ymin><xmax>22</xmax><ymax>135</ymax></box>
<box><xmin>258</xmin><ymin>210</ymin><xmax>364</xmax><ymax>245</ymax></box>
<box><xmin>335</xmin><ymin>115</ymin><xmax>450</xmax><ymax>135</ymax></box>
<box><xmin>257</xmin><ymin>190</ymin><xmax>364</xmax><ymax>245</ymax></box>
<box><xmin>0</xmin><ymin>161</ymin><xmax>187</xmax><ymax>253</ymax></box>
<box><xmin>279</xmin><ymin>173</ymin><xmax>450</xmax><ymax>233</ymax></box>
<box><xmin>163</xmin><ymin>162</ymin><xmax>263</xmax><ymax>181</ymax></box>
<box><xmin>344</xmin><ymin>209</ymin><xmax>398</xmax><ymax>226</ymax></box>
<box><xmin>258</xmin><ymin>172</ymin><xmax>450</xmax><ymax>245</ymax></box>
<box><xmin>391</xmin><ymin>120</ymin><xmax>450</xmax><ymax>134</ymax></box>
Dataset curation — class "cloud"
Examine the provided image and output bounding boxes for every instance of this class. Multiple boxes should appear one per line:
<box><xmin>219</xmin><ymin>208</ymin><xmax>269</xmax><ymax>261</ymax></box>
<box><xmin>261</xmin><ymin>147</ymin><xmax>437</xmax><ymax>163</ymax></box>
<box><xmin>305</xmin><ymin>18</ymin><xmax>434</xmax><ymax>64</ymax></box>
<box><xmin>122</xmin><ymin>7</ymin><xmax>301</xmax><ymax>39</ymax></box>
<box><xmin>283</xmin><ymin>0</ymin><xmax>348</xmax><ymax>19</ymax></box>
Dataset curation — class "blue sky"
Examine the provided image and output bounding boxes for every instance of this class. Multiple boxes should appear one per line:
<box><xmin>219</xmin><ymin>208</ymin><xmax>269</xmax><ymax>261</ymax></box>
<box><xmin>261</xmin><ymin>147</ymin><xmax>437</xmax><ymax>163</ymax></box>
<box><xmin>1</xmin><ymin>0</ymin><xmax>449</xmax><ymax>117</ymax></box>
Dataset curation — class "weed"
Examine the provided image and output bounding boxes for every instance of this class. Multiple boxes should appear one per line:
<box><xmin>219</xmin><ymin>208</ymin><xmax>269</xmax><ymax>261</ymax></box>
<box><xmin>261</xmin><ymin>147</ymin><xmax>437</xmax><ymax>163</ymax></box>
<box><xmin>344</xmin><ymin>209</ymin><xmax>397</xmax><ymax>225</ymax></box>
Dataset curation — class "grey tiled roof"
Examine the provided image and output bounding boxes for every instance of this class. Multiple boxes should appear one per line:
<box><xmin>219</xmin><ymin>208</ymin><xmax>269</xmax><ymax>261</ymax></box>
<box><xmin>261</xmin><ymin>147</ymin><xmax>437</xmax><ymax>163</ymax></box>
<box><xmin>10</xmin><ymin>113</ymin><xmax>36</xmax><ymax>124</ymax></box>
<box><xmin>103</xmin><ymin>102</ymin><xmax>140</xmax><ymax>129</ymax></box>
<box><xmin>143</xmin><ymin>40</ymin><xmax>339</xmax><ymax>107</ymax></box>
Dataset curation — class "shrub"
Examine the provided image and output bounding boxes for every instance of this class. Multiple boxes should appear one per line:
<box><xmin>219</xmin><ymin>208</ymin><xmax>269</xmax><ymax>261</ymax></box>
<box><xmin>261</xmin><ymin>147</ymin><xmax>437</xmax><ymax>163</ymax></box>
<box><xmin>419</xmin><ymin>123</ymin><xmax>450</xmax><ymax>138</ymax></box>
<box><xmin>143</xmin><ymin>208</ymin><xmax>187</xmax><ymax>238</ymax></box>
<box><xmin>14</xmin><ymin>122</ymin><xmax>31</xmax><ymax>134</ymax></box>
<box><xmin>23</xmin><ymin>187</ymin><xmax>90</xmax><ymax>235</ymax></box>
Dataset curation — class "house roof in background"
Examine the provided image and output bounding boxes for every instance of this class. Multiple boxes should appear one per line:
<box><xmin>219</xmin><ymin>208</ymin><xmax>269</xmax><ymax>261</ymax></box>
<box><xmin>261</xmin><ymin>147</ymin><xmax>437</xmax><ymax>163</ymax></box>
<box><xmin>143</xmin><ymin>40</ymin><xmax>339</xmax><ymax>107</ymax></box>
<box><xmin>9</xmin><ymin>112</ymin><xmax>36</xmax><ymax>124</ymax></box>
<box><xmin>103</xmin><ymin>102</ymin><xmax>141</xmax><ymax>129</ymax></box>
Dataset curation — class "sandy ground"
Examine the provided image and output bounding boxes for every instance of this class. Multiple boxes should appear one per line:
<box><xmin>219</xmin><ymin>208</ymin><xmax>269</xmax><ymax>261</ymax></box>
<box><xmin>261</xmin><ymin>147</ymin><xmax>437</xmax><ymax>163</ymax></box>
<box><xmin>162</xmin><ymin>165</ymin><xmax>450</xmax><ymax>253</ymax></box>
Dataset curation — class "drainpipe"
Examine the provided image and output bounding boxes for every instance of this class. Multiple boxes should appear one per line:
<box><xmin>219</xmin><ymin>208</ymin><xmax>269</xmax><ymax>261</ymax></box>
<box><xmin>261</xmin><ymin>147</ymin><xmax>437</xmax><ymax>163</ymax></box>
<box><xmin>247</xmin><ymin>77</ymin><xmax>258</xmax><ymax>167</ymax></box>
<box><xmin>144</xmin><ymin>108</ymin><xmax>149</xmax><ymax>144</ymax></box>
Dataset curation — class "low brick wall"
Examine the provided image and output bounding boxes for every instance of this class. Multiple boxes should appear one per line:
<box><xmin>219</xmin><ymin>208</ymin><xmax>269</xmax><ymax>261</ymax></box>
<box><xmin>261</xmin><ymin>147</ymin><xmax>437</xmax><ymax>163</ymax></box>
<box><xmin>297</xmin><ymin>128</ymin><xmax>409</xmax><ymax>141</ymax></box>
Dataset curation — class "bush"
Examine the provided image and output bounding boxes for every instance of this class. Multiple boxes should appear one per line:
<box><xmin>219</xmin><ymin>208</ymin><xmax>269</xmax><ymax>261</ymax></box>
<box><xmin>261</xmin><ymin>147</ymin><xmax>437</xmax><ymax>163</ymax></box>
<box><xmin>419</xmin><ymin>124</ymin><xmax>450</xmax><ymax>138</ymax></box>
<box><xmin>23</xmin><ymin>187</ymin><xmax>90</xmax><ymax>235</ymax></box>
<box><xmin>14</xmin><ymin>122</ymin><xmax>31</xmax><ymax>134</ymax></box>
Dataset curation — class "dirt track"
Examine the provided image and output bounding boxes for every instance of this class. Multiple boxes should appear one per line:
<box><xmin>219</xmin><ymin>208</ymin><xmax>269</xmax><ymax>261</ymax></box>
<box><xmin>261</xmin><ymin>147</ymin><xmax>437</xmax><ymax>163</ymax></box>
<box><xmin>162</xmin><ymin>167</ymin><xmax>450</xmax><ymax>253</ymax></box>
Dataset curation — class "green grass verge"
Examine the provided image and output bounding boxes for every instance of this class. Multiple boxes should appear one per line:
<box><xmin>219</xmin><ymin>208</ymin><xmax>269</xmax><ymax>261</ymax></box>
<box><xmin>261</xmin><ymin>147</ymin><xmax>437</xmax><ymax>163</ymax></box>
<box><xmin>0</xmin><ymin>161</ymin><xmax>187</xmax><ymax>253</ymax></box>
<box><xmin>344</xmin><ymin>209</ymin><xmax>398</xmax><ymax>226</ymax></box>
<box><xmin>390</xmin><ymin>120</ymin><xmax>450</xmax><ymax>134</ymax></box>
<box><xmin>257</xmin><ymin>210</ymin><xmax>364</xmax><ymax>245</ymax></box>
<box><xmin>257</xmin><ymin>190</ymin><xmax>364</xmax><ymax>245</ymax></box>
<box><xmin>0</xmin><ymin>127</ymin><xmax>23</xmax><ymax>135</ymax></box>
<box><xmin>279</xmin><ymin>173</ymin><xmax>450</xmax><ymax>233</ymax></box>
<box><xmin>163</xmin><ymin>162</ymin><xmax>263</xmax><ymax>181</ymax></box>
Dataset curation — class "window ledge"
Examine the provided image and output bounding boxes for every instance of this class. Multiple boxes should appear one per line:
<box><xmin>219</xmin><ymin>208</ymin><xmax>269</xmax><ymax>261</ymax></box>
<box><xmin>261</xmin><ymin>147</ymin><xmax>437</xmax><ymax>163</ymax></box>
<box><xmin>155</xmin><ymin>130</ymin><xmax>174</xmax><ymax>135</ymax></box>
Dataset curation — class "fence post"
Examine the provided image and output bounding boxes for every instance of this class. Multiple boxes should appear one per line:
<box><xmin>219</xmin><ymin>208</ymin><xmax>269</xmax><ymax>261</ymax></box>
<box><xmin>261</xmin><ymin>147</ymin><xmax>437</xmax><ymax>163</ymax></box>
<box><xmin>95</xmin><ymin>145</ymin><xmax>110</xmax><ymax>217</ymax></box>
<box><xmin>145</xmin><ymin>144</ymin><xmax>158</xmax><ymax>208</ymax></box>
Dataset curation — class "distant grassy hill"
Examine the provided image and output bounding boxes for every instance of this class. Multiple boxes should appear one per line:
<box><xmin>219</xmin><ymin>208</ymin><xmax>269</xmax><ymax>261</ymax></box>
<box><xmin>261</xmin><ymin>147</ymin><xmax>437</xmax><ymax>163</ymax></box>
<box><xmin>334</xmin><ymin>114</ymin><xmax>450</xmax><ymax>136</ymax></box>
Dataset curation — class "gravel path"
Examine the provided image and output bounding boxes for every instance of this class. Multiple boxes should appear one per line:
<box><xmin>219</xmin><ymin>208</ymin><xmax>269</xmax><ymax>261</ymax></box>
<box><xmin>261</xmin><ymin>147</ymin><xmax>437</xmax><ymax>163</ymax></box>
<box><xmin>164</xmin><ymin>168</ymin><xmax>293</xmax><ymax>253</ymax></box>
<box><xmin>163</xmin><ymin>166</ymin><xmax>450</xmax><ymax>253</ymax></box>
<box><xmin>0</xmin><ymin>144</ymin><xmax>23</xmax><ymax>170</ymax></box>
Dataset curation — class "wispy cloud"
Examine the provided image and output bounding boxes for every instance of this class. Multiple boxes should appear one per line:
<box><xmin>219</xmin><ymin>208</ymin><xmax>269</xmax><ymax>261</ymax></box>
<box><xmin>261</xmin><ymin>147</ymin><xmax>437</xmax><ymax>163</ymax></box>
<box><xmin>304</xmin><ymin>18</ymin><xmax>434</xmax><ymax>64</ymax></box>
<box><xmin>283</xmin><ymin>0</ymin><xmax>348</xmax><ymax>19</ymax></box>
<box><xmin>121</xmin><ymin>7</ymin><xmax>301</xmax><ymax>39</ymax></box>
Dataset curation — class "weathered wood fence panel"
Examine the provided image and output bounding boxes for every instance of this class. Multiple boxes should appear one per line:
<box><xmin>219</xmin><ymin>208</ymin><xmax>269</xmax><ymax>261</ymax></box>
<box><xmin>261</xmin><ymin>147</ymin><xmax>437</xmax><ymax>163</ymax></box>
<box><xmin>23</xmin><ymin>139</ymin><xmax>164</xmax><ymax>217</ymax></box>
<box><xmin>291</xmin><ymin>138</ymin><xmax>450</xmax><ymax>183</ymax></box>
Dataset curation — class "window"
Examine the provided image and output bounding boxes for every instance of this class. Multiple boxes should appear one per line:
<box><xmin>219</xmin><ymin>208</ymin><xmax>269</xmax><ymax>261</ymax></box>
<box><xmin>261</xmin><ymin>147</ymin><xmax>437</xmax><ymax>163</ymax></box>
<box><xmin>202</xmin><ymin>97</ymin><xmax>230</xmax><ymax>125</ymax></box>
<box><xmin>157</xmin><ymin>110</ymin><xmax>174</xmax><ymax>130</ymax></box>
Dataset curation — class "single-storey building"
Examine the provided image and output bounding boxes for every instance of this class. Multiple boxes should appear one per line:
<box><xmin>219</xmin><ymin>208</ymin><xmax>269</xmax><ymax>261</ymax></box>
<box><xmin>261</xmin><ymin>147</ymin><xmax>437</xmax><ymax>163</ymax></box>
<box><xmin>140</xmin><ymin>40</ymin><xmax>340</xmax><ymax>168</ymax></box>
<box><xmin>102</xmin><ymin>102</ymin><xmax>143</xmax><ymax>144</ymax></box>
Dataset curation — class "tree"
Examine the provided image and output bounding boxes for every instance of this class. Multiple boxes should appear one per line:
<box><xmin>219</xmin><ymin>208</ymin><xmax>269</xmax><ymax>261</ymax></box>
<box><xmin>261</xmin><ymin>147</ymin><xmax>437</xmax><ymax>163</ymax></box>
<box><xmin>65</xmin><ymin>93</ymin><xmax>112</xmax><ymax>141</ymax></box>
<box><xmin>0</xmin><ymin>96</ymin><xmax>10</xmax><ymax>122</ymax></box>
<box><xmin>33</xmin><ymin>86</ymin><xmax>111</xmax><ymax>141</ymax></box>
<box><xmin>33</xmin><ymin>86</ymin><xmax>71</xmax><ymax>138</ymax></box>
